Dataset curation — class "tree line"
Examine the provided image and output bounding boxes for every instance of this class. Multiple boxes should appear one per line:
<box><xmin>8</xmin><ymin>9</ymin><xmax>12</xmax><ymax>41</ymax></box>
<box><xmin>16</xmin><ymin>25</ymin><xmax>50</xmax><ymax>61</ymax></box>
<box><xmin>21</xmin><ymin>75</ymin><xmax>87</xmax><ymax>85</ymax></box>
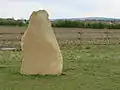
<box><xmin>52</xmin><ymin>20</ymin><xmax>120</xmax><ymax>29</ymax></box>
<box><xmin>0</xmin><ymin>18</ymin><xmax>120</xmax><ymax>29</ymax></box>
<box><xmin>0</xmin><ymin>18</ymin><xmax>28</xmax><ymax>26</ymax></box>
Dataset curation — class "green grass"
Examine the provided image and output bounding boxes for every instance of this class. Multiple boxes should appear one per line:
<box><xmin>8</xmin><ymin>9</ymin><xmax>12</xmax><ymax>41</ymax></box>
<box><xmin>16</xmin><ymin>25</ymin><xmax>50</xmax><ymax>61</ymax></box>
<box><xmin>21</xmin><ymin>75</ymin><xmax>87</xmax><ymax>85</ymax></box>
<box><xmin>0</xmin><ymin>44</ymin><xmax>120</xmax><ymax>90</ymax></box>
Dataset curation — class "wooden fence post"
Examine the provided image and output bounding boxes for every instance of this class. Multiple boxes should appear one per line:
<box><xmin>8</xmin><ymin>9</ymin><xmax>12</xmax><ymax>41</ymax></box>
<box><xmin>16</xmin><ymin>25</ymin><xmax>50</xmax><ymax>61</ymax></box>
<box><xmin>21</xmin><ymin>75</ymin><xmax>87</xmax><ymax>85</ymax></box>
<box><xmin>78</xmin><ymin>31</ymin><xmax>83</xmax><ymax>45</ymax></box>
<box><xmin>104</xmin><ymin>31</ymin><xmax>109</xmax><ymax>45</ymax></box>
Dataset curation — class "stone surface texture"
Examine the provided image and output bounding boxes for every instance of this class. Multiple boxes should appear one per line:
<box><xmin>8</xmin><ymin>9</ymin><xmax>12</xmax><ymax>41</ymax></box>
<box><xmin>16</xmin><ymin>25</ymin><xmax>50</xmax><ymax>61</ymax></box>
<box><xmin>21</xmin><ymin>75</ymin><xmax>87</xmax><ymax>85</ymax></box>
<box><xmin>20</xmin><ymin>10</ymin><xmax>63</xmax><ymax>75</ymax></box>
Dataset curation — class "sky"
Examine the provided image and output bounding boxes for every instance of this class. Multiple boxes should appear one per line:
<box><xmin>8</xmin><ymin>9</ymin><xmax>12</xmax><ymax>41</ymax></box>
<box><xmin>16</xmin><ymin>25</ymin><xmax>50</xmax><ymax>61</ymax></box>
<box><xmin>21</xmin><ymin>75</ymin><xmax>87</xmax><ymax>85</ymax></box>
<box><xmin>0</xmin><ymin>0</ymin><xmax>120</xmax><ymax>19</ymax></box>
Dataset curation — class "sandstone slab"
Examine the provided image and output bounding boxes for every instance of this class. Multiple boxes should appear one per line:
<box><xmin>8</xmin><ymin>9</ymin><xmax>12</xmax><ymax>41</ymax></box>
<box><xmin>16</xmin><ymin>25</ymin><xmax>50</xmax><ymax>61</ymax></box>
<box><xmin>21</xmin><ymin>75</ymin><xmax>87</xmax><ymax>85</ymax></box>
<box><xmin>20</xmin><ymin>10</ymin><xmax>63</xmax><ymax>75</ymax></box>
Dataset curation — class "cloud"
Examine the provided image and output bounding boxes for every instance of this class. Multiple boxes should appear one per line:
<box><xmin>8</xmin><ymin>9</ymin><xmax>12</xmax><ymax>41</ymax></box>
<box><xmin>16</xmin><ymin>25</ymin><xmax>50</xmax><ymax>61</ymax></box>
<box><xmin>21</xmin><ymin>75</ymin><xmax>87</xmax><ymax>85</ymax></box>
<box><xmin>0</xmin><ymin>0</ymin><xmax>120</xmax><ymax>19</ymax></box>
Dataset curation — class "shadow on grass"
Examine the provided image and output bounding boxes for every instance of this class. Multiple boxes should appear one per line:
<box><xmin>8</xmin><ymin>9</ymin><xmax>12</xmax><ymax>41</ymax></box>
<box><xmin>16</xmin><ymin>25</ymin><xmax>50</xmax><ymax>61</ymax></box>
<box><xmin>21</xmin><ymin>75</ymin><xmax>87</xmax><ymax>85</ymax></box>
<box><xmin>14</xmin><ymin>72</ymin><xmax>67</xmax><ymax>79</ymax></box>
<box><xmin>0</xmin><ymin>66</ymin><xmax>7</xmax><ymax>70</ymax></box>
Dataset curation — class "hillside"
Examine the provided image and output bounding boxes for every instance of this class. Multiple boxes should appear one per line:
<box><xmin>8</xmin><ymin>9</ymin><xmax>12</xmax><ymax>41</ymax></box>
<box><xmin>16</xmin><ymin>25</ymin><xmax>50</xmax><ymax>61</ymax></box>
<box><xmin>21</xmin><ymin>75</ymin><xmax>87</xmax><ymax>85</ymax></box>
<box><xmin>51</xmin><ymin>17</ymin><xmax>120</xmax><ymax>21</ymax></box>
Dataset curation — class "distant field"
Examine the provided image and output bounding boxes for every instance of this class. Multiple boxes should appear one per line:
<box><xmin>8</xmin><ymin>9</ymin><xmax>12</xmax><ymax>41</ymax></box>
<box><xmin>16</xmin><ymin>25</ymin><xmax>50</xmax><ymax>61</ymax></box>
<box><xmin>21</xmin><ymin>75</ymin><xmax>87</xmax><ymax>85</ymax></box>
<box><xmin>0</xmin><ymin>26</ymin><xmax>120</xmax><ymax>48</ymax></box>
<box><xmin>0</xmin><ymin>26</ymin><xmax>120</xmax><ymax>33</ymax></box>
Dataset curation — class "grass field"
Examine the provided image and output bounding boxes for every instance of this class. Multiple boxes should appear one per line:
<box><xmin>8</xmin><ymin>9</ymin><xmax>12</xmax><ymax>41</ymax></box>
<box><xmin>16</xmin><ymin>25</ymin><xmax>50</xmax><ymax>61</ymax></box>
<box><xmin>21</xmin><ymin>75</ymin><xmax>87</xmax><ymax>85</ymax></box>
<box><xmin>0</xmin><ymin>44</ymin><xmax>120</xmax><ymax>90</ymax></box>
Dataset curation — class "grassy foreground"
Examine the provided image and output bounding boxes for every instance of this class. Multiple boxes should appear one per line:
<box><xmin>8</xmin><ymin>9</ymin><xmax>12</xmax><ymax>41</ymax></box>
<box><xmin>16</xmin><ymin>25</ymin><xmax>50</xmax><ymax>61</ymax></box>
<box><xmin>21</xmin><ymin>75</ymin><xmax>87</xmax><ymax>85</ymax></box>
<box><xmin>0</xmin><ymin>45</ymin><xmax>120</xmax><ymax>90</ymax></box>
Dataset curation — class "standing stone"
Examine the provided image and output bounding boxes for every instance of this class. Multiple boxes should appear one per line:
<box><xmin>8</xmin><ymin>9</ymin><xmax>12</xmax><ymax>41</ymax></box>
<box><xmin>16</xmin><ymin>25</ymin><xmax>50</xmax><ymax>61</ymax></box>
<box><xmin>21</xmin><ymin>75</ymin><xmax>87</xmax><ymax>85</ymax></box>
<box><xmin>20</xmin><ymin>10</ymin><xmax>63</xmax><ymax>75</ymax></box>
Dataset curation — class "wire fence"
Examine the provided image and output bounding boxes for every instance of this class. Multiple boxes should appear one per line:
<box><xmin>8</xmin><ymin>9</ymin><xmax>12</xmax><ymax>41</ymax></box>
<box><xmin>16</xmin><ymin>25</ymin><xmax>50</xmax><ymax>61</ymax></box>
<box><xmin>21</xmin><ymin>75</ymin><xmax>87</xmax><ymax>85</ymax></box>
<box><xmin>0</xmin><ymin>29</ymin><xmax>120</xmax><ymax>49</ymax></box>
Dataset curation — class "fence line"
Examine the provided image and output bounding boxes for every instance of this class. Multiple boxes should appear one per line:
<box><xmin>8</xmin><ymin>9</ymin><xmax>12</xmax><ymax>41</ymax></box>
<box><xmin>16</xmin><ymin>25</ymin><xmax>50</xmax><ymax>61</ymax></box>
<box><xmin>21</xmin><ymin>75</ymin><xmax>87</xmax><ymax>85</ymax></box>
<box><xmin>0</xmin><ymin>30</ymin><xmax>120</xmax><ymax>48</ymax></box>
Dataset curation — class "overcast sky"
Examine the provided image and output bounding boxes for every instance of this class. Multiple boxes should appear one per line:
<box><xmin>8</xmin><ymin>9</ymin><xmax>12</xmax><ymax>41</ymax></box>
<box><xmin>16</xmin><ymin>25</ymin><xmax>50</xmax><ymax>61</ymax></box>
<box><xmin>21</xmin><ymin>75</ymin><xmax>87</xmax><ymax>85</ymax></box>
<box><xmin>0</xmin><ymin>0</ymin><xmax>120</xmax><ymax>19</ymax></box>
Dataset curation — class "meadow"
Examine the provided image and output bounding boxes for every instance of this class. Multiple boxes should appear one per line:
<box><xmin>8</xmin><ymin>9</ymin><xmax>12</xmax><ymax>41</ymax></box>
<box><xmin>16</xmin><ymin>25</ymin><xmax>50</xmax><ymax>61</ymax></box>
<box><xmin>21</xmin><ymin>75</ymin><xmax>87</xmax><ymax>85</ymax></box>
<box><xmin>0</xmin><ymin>26</ymin><xmax>120</xmax><ymax>90</ymax></box>
<box><xmin>0</xmin><ymin>44</ymin><xmax>120</xmax><ymax>90</ymax></box>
